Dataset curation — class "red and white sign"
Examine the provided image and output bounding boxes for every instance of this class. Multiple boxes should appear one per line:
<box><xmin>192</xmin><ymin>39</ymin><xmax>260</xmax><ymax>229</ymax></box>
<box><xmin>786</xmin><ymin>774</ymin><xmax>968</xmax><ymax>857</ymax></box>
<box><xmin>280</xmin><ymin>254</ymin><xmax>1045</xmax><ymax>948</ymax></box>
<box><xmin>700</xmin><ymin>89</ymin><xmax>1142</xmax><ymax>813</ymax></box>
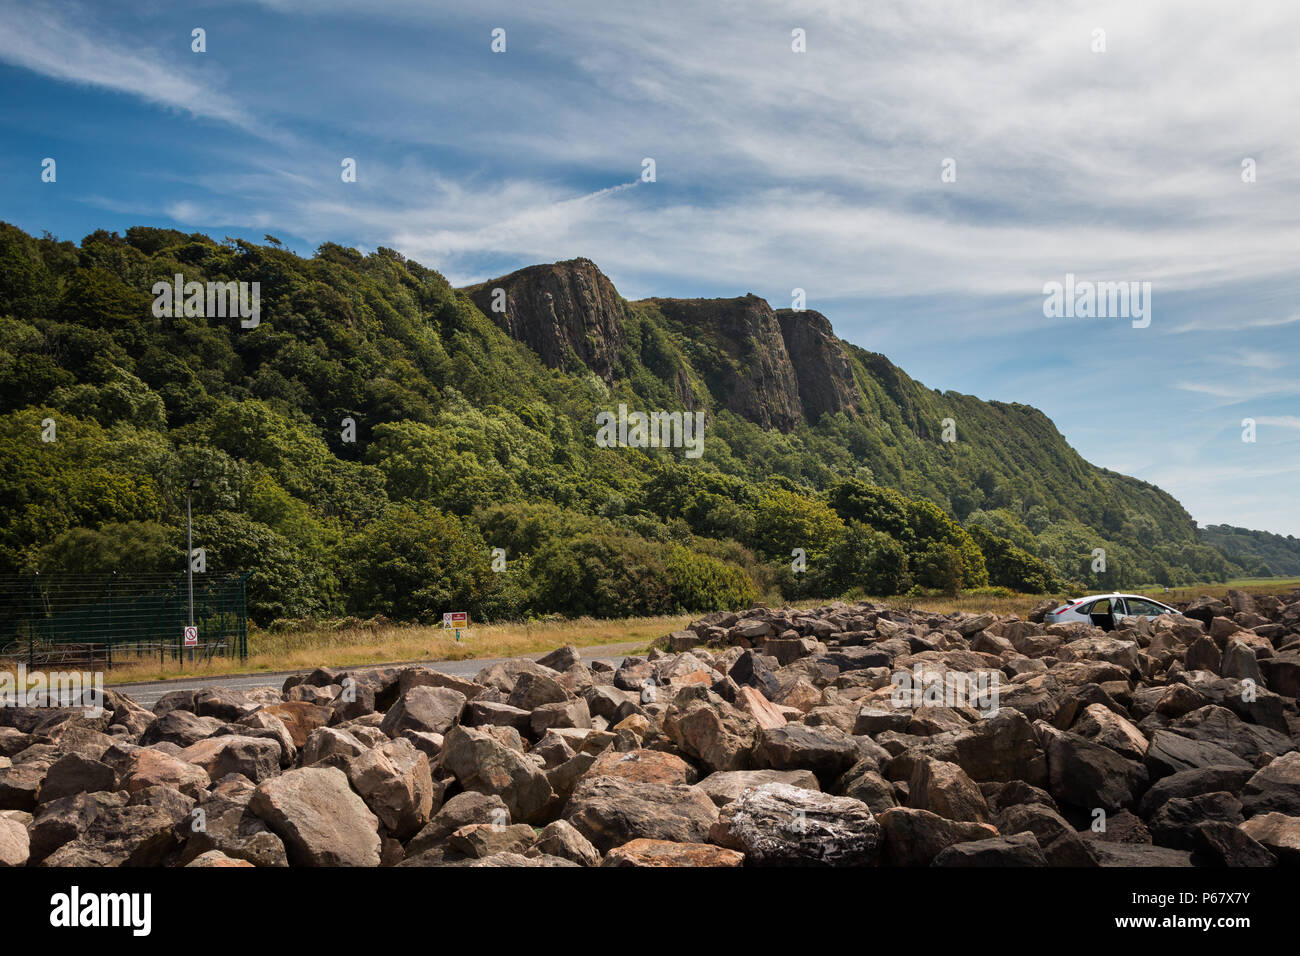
<box><xmin>442</xmin><ymin>612</ymin><xmax>468</xmax><ymax>629</ymax></box>
<box><xmin>183</xmin><ymin>625</ymin><xmax>198</xmax><ymax>647</ymax></box>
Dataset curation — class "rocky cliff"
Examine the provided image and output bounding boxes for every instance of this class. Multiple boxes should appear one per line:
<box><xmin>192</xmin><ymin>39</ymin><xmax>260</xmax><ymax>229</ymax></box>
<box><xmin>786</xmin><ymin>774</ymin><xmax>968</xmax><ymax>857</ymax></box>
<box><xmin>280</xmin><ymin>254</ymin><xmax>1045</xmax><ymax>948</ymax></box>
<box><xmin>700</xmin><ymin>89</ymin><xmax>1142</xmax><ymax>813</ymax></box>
<box><xmin>776</xmin><ymin>308</ymin><xmax>861</xmax><ymax>423</ymax></box>
<box><xmin>463</xmin><ymin>261</ymin><xmax>864</xmax><ymax>431</ymax></box>
<box><xmin>464</xmin><ymin>259</ymin><xmax>626</xmax><ymax>382</ymax></box>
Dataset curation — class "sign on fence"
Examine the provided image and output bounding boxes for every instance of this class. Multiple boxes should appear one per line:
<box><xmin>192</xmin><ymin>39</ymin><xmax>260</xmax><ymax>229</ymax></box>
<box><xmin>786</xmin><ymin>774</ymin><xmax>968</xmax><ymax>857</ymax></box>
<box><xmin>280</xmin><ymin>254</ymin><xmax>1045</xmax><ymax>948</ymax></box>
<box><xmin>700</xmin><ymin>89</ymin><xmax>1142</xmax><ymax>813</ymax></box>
<box><xmin>183</xmin><ymin>625</ymin><xmax>198</xmax><ymax>647</ymax></box>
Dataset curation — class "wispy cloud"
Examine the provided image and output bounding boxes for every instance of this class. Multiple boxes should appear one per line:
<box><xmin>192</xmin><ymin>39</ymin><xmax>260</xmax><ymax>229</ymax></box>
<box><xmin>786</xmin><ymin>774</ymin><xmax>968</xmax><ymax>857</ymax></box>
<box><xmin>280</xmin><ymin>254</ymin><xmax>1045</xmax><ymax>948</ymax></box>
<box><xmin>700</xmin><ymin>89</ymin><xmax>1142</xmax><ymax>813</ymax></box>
<box><xmin>0</xmin><ymin>0</ymin><xmax>251</xmax><ymax>128</ymax></box>
<box><xmin>1258</xmin><ymin>416</ymin><xmax>1300</xmax><ymax>431</ymax></box>
<box><xmin>1176</xmin><ymin>380</ymin><xmax>1300</xmax><ymax>403</ymax></box>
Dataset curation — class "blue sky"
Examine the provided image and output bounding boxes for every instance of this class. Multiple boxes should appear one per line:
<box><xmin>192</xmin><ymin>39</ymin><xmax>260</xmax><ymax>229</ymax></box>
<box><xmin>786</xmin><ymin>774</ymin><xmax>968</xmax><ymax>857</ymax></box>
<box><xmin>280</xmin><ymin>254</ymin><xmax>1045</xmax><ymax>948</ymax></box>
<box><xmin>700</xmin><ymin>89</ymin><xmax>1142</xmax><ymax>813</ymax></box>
<box><xmin>2</xmin><ymin>0</ymin><xmax>1297</xmax><ymax>534</ymax></box>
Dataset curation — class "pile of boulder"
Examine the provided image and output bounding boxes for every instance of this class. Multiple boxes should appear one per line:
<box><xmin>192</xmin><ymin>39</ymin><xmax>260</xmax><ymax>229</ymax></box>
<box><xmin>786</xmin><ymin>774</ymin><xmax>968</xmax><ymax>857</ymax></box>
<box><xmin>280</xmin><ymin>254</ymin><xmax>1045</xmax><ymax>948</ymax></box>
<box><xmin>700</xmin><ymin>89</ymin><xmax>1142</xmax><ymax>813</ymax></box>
<box><xmin>2</xmin><ymin>588</ymin><xmax>1298</xmax><ymax>867</ymax></box>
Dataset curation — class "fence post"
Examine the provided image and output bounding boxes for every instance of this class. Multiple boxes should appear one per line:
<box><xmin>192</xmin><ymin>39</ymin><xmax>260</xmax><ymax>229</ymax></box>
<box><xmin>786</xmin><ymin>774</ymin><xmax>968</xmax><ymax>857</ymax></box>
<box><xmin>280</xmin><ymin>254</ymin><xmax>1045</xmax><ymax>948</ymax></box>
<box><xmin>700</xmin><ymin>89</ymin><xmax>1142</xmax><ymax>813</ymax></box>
<box><xmin>27</xmin><ymin>573</ymin><xmax>36</xmax><ymax>670</ymax></box>
<box><xmin>240</xmin><ymin>573</ymin><xmax>250</xmax><ymax>661</ymax></box>
<box><xmin>105</xmin><ymin>572</ymin><xmax>114</xmax><ymax>671</ymax></box>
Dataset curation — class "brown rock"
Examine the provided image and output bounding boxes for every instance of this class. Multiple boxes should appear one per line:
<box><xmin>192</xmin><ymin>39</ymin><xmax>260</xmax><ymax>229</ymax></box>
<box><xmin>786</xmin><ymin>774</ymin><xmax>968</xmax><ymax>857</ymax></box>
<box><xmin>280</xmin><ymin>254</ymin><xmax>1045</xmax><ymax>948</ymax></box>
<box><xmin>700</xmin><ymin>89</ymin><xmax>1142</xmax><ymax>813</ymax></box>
<box><xmin>602</xmin><ymin>838</ymin><xmax>744</xmax><ymax>867</ymax></box>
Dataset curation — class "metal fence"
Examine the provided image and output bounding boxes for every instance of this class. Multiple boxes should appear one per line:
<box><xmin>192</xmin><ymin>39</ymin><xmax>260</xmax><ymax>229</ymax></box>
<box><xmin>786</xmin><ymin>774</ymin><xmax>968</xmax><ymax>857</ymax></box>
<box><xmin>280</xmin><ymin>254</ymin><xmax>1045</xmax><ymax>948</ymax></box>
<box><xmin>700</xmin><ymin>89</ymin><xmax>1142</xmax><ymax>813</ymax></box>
<box><xmin>0</xmin><ymin>573</ymin><xmax>249</xmax><ymax>669</ymax></box>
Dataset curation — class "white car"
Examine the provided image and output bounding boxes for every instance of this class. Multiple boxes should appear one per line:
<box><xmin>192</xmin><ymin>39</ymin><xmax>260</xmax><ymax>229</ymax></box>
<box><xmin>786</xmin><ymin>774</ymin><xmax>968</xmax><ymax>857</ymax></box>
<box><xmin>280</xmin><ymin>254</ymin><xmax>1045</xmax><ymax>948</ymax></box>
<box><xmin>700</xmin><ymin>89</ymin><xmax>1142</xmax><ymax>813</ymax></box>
<box><xmin>1045</xmin><ymin>593</ymin><xmax>1181</xmax><ymax>632</ymax></box>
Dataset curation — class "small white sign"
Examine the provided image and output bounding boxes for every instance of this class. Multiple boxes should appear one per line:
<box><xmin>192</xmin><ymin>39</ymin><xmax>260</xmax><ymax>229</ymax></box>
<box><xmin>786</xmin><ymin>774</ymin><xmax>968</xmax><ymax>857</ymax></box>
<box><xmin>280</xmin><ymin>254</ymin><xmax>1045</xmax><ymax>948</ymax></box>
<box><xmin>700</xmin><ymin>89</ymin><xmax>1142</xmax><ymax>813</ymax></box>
<box><xmin>183</xmin><ymin>625</ymin><xmax>198</xmax><ymax>647</ymax></box>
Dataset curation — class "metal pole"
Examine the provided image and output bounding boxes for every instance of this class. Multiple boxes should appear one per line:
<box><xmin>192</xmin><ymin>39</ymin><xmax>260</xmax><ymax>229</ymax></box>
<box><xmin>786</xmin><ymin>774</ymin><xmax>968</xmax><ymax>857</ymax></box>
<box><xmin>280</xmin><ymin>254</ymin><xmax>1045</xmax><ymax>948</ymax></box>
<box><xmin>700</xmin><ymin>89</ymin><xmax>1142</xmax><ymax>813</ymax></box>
<box><xmin>28</xmin><ymin>572</ymin><xmax>37</xmax><ymax>671</ymax></box>
<box><xmin>187</xmin><ymin>488</ymin><xmax>194</xmax><ymax>665</ymax></box>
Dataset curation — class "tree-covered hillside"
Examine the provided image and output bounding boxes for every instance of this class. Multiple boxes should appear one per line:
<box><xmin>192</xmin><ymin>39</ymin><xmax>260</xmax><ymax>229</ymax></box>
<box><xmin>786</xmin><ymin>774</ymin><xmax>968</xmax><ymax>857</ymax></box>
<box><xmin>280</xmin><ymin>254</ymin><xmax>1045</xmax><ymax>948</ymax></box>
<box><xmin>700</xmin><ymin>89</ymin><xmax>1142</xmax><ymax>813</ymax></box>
<box><xmin>1199</xmin><ymin>525</ymin><xmax>1300</xmax><ymax>577</ymax></box>
<box><xmin>0</xmin><ymin>223</ymin><xmax>1243</xmax><ymax>624</ymax></box>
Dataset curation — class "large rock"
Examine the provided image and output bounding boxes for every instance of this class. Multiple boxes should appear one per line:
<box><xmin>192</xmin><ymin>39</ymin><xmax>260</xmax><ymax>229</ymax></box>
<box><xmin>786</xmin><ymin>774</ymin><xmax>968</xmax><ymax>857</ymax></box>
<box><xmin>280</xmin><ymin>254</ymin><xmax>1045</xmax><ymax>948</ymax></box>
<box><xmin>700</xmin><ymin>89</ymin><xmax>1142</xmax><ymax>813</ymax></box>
<box><xmin>39</xmin><ymin>795</ymin><xmax>192</xmax><ymax>867</ymax></box>
<box><xmin>1149</xmin><ymin>792</ymin><xmax>1245</xmax><ymax>849</ymax></box>
<box><xmin>405</xmin><ymin>792</ymin><xmax>509</xmax><ymax>858</ymax></box>
<box><xmin>1046</xmin><ymin>732</ymin><xmax>1148</xmax><ymax>811</ymax></box>
<box><xmin>1167</xmin><ymin>705</ymin><xmax>1292</xmax><ymax>764</ymax></box>
<box><xmin>1084</xmin><ymin>840</ymin><xmax>1194</xmax><ymax>867</ymax></box>
<box><xmin>1144</xmin><ymin>730</ymin><xmax>1252</xmax><ymax>781</ymax></box>
<box><xmin>233</xmin><ymin>712</ymin><xmax>298</xmax><ymax>767</ymax></box>
<box><xmin>584</xmin><ymin>748</ymin><xmax>697</xmax><ymax>786</ymax></box>
<box><xmin>531</xmin><ymin>819</ymin><xmax>600</xmax><ymax>866</ymax></box>
<box><xmin>931</xmin><ymin>832</ymin><xmax>1048</xmax><ymax>866</ymax></box>
<box><xmin>876</xmin><ymin>807</ymin><xmax>996</xmax><ymax>866</ymax></box>
<box><xmin>194</xmin><ymin>687</ymin><xmax>272</xmax><ymax>722</ymax></box>
<box><xmin>947</xmin><ymin>709</ymin><xmax>1049</xmax><ymax>786</ymax></box>
<box><xmin>1070</xmin><ymin>704</ymin><xmax>1149</xmax><ymax>761</ymax></box>
<box><xmin>754</xmin><ymin>724</ymin><xmax>858</xmax><ymax>782</ymax></box>
<box><xmin>439</xmin><ymin>725</ymin><xmax>555</xmax><ymax>823</ymax></box>
<box><xmin>1238</xmin><ymin>813</ymin><xmax>1300</xmax><ymax>865</ymax></box>
<box><xmin>381</xmin><ymin>686</ymin><xmax>466</xmax><ymax>738</ymax></box>
<box><xmin>37</xmin><ymin>753</ymin><xmax>116</xmax><ymax>804</ymax></box>
<box><xmin>909</xmin><ymin>758</ymin><xmax>991</xmax><ymax>823</ymax></box>
<box><xmin>255</xmin><ymin>702</ymin><xmax>331</xmax><ymax>748</ymax></box>
<box><xmin>0</xmin><ymin>814</ymin><xmax>29</xmax><ymax>866</ymax></box>
<box><xmin>530</xmin><ymin>698</ymin><xmax>591</xmax><ymax>737</ymax></box>
<box><xmin>448</xmin><ymin>823</ymin><xmax>538</xmax><ymax>859</ymax></box>
<box><xmin>177</xmin><ymin>736</ymin><xmax>281</xmax><ymax>784</ymax></box>
<box><xmin>339</xmin><ymin>737</ymin><xmax>436</xmax><ymax>841</ymax></box>
<box><xmin>180</xmin><ymin>791</ymin><xmax>289</xmax><ymax>867</ymax></box>
<box><xmin>0</xmin><ymin>754</ymin><xmax>53</xmax><ymax>810</ymax></box>
<box><xmin>140</xmin><ymin>710</ymin><xmax>225</xmax><ymax>747</ymax></box>
<box><xmin>120</xmin><ymin>748</ymin><xmax>211</xmax><ymax>798</ymax></box>
<box><xmin>697</xmin><ymin>769</ymin><xmax>820</xmax><ymax>807</ymax></box>
<box><xmin>301</xmin><ymin>726</ymin><xmax>368</xmax><ymax>766</ymax></box>
<box><xmin>662</xmin><ymin>687</ymin><xmax>758</xmax><ymax>773</ymax></box>
<box><xmin>1190</xmin><ymin>821</ymin><xmax>1276</xmax><ymax>867</ymax></box>
<box><xmin>709</xmin><ymin>783</ymin><xmax>882</xmax><ymax>866</ymax></box>
<box><xmin>27</xmin><ymin>791</ymin><xmax>128</xmax><ymax>863</ymax></box>
<box><xmin>1241</xmin><ymin>752</ymin><xmax>1300</xmax><ymax>816</ymax></box>
<box><xmin>1259</xmin><ymin>652</ymin><xmax>1300</xmax><ymax>698</ymax></box>
<box><xmin>995</xmin><ymin>802</ymin><xmax>1095</xmax><ymax>866</ymax></box>
<box><xmin>602</xmin><ymin>838</ymin><xmax>744</xmax><ymax>867</ymax></box>
<box><xmin>563</xmin><ymin>776</ymin><xmax>718</xmax><ymax>853</ymax></box>
<box><xmin>249</xmin><ymin>767</ymin><xmax>381</xmax><ymax>867</ymax></box>
<box><xmin>506</xmin><ymin>671</ymin><xmax>570</xmax><ymax>711</ymax></box>
<box><xmin>1138</xmin><ymin>766</ymin><xmax>1257</xmax><ymax>818</ymax></box>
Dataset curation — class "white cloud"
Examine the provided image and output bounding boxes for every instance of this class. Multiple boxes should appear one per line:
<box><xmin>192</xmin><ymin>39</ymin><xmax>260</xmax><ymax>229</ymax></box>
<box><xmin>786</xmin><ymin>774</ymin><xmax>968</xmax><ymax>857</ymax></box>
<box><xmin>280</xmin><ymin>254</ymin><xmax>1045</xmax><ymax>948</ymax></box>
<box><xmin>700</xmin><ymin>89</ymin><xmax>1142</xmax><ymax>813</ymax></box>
<box><xmin>203</xmin><ymin>0</ymin><xmax>1300</xmax><ymax>306</ymax></box>
<box><xmin>0</xmin><ymin>0</ymin><xmax>251</xmax><ymax>128</ymax></box>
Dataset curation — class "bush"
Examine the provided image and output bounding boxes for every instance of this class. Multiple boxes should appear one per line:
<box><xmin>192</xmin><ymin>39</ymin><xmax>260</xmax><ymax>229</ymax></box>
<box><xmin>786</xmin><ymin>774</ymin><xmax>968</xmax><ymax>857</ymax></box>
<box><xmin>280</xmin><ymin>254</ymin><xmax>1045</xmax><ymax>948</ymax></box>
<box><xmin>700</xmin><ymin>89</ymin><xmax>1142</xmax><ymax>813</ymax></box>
<box><xmin>819</xmin><ymin>522</ymin><xmax>910</xmax><ymax>597</ymax></box>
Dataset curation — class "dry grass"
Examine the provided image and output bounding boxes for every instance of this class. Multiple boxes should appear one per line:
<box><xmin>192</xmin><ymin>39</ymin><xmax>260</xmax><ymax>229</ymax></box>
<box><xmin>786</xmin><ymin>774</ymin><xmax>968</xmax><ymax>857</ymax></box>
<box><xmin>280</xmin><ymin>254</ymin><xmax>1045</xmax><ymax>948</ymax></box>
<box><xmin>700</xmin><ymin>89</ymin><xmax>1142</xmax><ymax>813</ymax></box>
<box><xmin>7</xmin><ymin>577</ymin><xmax>1296</xmax><ymax>689</ymax></box>
<box><xmin>85</xmin><ymin>613</ymin><xmax>691</xmax><ymax>685</ymax></box>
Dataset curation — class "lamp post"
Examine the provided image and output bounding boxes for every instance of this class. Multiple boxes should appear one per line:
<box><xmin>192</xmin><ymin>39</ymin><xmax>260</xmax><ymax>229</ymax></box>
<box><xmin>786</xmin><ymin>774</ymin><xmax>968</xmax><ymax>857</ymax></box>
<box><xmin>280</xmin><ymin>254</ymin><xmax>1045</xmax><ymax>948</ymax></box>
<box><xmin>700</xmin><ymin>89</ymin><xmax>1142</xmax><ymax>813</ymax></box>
<box><xmin>186</xmin><ymin>477</ymin><xmax>199</xmax><ymax>663</ymax></box>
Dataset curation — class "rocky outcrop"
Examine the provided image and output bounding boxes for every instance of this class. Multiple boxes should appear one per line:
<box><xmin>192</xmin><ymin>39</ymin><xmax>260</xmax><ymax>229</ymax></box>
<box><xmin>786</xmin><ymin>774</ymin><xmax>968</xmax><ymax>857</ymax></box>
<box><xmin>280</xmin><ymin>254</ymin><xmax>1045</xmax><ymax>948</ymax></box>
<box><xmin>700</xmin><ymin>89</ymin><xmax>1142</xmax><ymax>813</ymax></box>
<box><xmin>776</xmin><ymin>308</ymin><xmax>860</xmax><ymax>422</ymax></box>
<box><xmin>465</xmin><ymin>259</ymin><xmax>626</xmax><ymax>382</ymax></box>
<box><xmin>644</xmin><ymin>295</ymin><xmax>804</xmax><ymax>430</ymax></box>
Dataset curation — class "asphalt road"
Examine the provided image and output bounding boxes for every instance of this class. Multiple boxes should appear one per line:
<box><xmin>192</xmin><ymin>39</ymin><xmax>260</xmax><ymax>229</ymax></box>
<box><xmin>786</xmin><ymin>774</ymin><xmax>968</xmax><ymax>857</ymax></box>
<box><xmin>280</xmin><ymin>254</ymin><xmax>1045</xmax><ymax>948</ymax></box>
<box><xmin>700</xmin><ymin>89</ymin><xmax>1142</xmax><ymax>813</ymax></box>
<box><xmin>109</xmin><ymin>640</ymin><xmax>649</xmax><ymax>708</ymax></box>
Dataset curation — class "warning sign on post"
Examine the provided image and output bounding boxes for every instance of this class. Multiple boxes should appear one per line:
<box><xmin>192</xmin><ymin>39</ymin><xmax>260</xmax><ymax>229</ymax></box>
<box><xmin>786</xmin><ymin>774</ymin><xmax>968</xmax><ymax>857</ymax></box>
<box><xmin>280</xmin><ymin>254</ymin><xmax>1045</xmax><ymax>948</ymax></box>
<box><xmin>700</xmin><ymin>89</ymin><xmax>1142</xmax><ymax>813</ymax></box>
<box><xmin>183</xmin><ymin>625</ymin><xmax>198</xmax><ymax>647</ymax></box>
<box><xmin>442</xmin><ymin>612</ymin><xmax>468</xmax><ymax>629</ymax></box>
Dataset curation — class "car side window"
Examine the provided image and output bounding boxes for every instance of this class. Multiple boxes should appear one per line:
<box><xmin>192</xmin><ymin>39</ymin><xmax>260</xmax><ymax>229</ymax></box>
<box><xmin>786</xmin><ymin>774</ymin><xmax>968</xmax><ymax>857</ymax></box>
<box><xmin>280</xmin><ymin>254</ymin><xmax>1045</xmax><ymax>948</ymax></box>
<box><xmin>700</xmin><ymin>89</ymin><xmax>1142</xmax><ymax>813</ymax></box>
<box><xmin>1111</xmin><ymin>598</ymin><xmax>1127</xmax><ymax>616</ymax></box>
<box><xmin>1076</xmin><ymin>600</ymin><xmax>1095</xmax><ymax>614</ymax></box>
<box><xmin>1128</xmin><ymin>599</ymin><xmax>1162</xmax><ymax>616</ymax></box>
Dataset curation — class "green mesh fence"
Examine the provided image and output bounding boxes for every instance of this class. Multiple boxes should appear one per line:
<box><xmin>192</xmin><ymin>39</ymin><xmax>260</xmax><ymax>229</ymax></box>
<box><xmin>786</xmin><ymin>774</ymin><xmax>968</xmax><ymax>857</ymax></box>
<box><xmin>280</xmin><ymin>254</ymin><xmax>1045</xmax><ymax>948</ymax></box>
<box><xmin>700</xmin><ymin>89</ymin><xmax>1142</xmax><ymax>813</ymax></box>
<box><xmin>0</xmin><ymin>573</ymin><xmax>249</xmax><ymax>668</ymax></box>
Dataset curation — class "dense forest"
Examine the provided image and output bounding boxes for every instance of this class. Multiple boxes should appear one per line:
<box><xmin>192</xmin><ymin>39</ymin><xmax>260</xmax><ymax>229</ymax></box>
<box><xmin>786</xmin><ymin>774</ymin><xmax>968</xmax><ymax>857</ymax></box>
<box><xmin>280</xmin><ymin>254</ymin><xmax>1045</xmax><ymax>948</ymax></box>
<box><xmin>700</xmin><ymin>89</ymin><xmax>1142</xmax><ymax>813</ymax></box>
<box><xmin>0</xmin><ymin>222</ymin><xmax>1257</xmax><ymax>625</ymax></box>
<box><xmin>1199</xmin><ymin>524</ymin><xmax>1300</xmax><ymax>577</ymax></box>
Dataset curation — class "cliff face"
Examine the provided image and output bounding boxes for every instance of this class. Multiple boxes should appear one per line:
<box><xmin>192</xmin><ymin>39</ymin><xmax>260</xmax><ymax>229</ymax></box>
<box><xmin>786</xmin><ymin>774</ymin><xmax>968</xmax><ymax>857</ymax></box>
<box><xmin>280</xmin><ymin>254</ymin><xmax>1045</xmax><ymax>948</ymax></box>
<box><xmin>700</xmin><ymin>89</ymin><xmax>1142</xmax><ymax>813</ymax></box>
<box><xmin>465</xmin><ymin>258</ymin><xmax>625</xmax><ymax>382</ymax></box>
<box><xmin>644</xmin><ymin>294</ymin><xmax>803</xmax><ymax>432</ymax></box>
<box><xmin>464</xmin><ymin>264</ymin><xmax>862</xmax><ymax>431</ymax></box>
<box><xmin>775</xmin><ymin>308</ymin><xmax>861</xmax><ymax>423</ymax></box>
